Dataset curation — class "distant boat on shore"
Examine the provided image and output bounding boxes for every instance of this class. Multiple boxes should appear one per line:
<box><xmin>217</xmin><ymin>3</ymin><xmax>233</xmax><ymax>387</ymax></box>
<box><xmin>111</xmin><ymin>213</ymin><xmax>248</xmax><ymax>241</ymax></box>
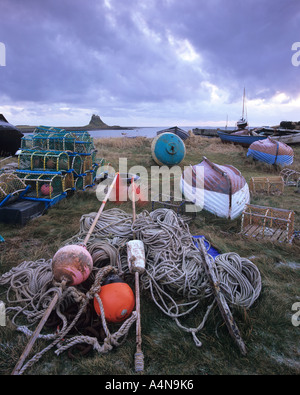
<box><xmin>217</xmin><ymin>129</ymin><xmax>267</xmax><ymax>147</ymax></box>
<box><xmin>236</xmin><ymin>87</ymin><xmax>248</xmax><ymax>130</ymax></box>
<box><xmin>157</xmin><ymin>126</ymin><xmax>189</xmax><ymax>141</ymax></box>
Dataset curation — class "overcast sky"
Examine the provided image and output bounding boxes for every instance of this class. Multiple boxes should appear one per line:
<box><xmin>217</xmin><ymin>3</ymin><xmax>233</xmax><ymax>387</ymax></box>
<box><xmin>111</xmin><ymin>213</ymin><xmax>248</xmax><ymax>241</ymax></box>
<box><xmin>1</xmin><ymin>0</ymin><xmax>300</xmax><ymax>128</ymax></box>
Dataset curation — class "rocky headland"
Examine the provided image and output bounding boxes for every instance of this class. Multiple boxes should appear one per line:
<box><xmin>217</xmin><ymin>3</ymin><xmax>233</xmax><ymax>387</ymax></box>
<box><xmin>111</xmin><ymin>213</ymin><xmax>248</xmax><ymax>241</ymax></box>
<box><xmin>16</xmin><ymin>114</ymin><xmax>133</xmax><ymax>133</ymax></box>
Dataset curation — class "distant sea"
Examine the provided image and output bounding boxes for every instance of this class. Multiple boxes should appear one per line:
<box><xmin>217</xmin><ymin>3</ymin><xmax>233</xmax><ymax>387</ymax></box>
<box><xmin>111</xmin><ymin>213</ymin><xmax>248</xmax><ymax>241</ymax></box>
<box><xmin>88</xmin><ymin>126</ymin><xmax>235</xmax><ymax>139</ymax></box>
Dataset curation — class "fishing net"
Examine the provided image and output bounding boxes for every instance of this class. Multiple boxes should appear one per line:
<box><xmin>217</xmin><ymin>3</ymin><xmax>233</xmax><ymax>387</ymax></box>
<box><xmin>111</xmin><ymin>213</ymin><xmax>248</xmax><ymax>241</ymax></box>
<box><xmin>18</xmin><ymin>150</ymin><xmax>71</xmax><ymax>172</ymax></box>
<box><xmin>21</xmin><ymin>127</ymin><xmax>95</xmax><ymax>154</ymax></box>
<box><xmin>0</xmin><ymin>173</ymin><xmax>27</xmax><ymax>203</ymax></box>
<box><xmin>16</xmin><ymin>171</ymin><xmax>74</xmax><ymax>199</ymax></box>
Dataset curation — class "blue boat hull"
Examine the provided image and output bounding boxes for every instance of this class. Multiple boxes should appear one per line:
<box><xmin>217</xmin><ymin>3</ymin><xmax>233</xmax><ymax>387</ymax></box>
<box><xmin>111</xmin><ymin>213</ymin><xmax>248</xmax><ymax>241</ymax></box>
<box><xmin>217</xmin><ymin>131</ymin><xmax>267</xmax><ymax>147</ymax></box>
<box><xmin>247</xmin><ymin>148</ymin><xmax>293</xmax><ymax>166</ymax></box>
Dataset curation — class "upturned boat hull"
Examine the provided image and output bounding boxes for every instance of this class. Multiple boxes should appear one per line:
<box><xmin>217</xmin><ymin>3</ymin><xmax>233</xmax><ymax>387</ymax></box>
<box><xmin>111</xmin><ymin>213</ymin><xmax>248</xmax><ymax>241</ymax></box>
<box><xmin>180</xmin><ymin>157</ymin><xmax>250</xmax><ymax>219</ymax></box>
<box><xmin>247</xmin><ymin>137</ymin><xmax>294</xmax><ymax>166</ymax></box>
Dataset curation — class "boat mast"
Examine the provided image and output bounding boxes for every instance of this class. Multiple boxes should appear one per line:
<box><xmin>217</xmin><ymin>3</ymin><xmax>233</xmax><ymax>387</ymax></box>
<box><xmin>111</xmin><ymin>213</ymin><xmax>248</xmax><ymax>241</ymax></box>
<box><xmin>242</xmin><ymin>87</ymin><xmax>245</xmax><ymax>120</ymax></box>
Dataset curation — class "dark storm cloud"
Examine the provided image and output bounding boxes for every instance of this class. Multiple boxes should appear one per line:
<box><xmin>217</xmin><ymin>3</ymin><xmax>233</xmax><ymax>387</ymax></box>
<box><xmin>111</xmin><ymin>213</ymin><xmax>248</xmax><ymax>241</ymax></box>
<box><xmin>0</xmin><ymin>0</ymin><xmax>300</xmax><ymax>125</ymax></box>
<box><xmin>145</xmin><ymin>0</ymin><xmax>300</xmax><ymax>101</ymax></box>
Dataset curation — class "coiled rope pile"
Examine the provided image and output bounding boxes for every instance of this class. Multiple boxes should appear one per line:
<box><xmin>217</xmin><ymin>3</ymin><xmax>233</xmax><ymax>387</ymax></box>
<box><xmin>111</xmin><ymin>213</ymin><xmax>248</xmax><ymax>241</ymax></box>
<box><xmin>0</xmin><ymin>208</ymin><xmax>262</xmax><ymax>373</ymax></box>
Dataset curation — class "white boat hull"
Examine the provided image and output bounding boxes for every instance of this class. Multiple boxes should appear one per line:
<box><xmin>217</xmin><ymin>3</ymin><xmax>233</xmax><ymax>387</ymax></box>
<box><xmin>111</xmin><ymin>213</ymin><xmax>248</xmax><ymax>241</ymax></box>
<box><xmin>180</xmin><ymin>179</ymin><xmax>250</xmax><ymax>219</ymax></box>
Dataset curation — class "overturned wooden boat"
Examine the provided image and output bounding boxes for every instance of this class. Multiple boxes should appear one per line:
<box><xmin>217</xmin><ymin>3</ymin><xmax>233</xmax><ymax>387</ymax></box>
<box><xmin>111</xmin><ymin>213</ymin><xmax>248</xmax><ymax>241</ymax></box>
<box><xmin>157</xmin><ymin>126</ymin><xmax>189</xmax><ymax>141</ymax></box>
<box><xmin>180</xmin><ymin>156</ymin><xmax>250</xmax><ymax>219</ymax></box>
<box><xmin>247</xmin><ymin>137</ymin><xmax>294</xmax><ymax>166</ymax></box>
<box><xmin>269</xmin><ymin>129</ymin><xmax>300</xmax><ymax>145</ymax></box>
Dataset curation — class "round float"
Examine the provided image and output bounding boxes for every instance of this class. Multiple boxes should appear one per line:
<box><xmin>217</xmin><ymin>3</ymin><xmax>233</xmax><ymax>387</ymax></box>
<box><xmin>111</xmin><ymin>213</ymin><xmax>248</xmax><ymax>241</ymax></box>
<box><xmin>151</xmin><ymin>132</ymin><xmax>186</xmax><ymax>166</ymax></box>
<box><xmin>94</xmin><ymin>274</ymin><xmax>135</xmax><ymax>323</ymax></box>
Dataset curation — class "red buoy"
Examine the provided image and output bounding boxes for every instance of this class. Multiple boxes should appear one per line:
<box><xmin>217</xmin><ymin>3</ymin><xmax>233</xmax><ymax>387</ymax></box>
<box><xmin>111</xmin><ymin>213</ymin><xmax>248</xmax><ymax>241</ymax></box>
<box><xmin>41</xmin><ymin>183</ymin><xmax>53</xmax><ymax>196</ymax></box>
<box><xmin>94</xmin><ymin>274</ymin><xmax>135</xmax><ymax>323</ymax></box>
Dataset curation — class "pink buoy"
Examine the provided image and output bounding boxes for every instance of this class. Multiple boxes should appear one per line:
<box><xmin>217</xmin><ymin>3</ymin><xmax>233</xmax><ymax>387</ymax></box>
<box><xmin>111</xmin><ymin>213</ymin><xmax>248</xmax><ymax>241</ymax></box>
<box><xmin>41</xmin><ymin>183</ymin><xmax>53</xmax><ymax>196</ymax></box>
<box><xmin>52</xmin><ymin>245</ymin><xmax>93</xmax><ymax>286</ymax></box>
<box><xmin>12</xmin><ymin>173</ymin><xmax>119</xmax><ymax>376</ymax></box>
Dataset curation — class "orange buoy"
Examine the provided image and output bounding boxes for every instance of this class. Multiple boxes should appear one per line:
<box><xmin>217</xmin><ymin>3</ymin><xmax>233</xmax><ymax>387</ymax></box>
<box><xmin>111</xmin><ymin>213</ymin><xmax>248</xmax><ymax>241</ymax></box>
<box><xmin>94</xmin><ymin>274</ymin><xmax>135</xmax><ymax>323</ymax></box>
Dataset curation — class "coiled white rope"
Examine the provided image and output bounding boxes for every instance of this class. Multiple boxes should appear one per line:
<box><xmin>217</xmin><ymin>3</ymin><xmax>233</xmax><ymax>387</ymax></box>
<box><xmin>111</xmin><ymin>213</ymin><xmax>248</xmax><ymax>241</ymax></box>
<box><xmin>0</xmin><ymin>208</ymin><xmax>262</xmax><ymax>370</ymax></box>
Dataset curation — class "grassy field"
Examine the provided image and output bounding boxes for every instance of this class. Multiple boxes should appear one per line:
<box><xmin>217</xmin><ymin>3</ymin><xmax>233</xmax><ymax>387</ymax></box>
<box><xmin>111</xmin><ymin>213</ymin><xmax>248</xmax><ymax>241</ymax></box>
<box><xmin>0</xmin><ymin>135</ymin><xmax>300</xmax><ymax>376</ymax></box>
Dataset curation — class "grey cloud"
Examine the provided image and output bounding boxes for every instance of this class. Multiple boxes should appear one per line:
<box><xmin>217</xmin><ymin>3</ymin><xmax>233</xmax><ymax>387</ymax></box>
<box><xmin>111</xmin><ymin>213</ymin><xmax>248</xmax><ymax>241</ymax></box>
<box><xmin>0</xmin><ymin>0</ymin><xmax>299</xmax><ymax>125</ymax></box>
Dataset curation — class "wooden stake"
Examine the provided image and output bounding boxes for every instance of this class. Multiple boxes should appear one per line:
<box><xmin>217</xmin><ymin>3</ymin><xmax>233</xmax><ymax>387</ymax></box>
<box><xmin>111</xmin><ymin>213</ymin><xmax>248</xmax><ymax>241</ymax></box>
<box><xmin>12</xmin><ymin>281</ymin><xmax>66</xmax><ymax>375</ymax></box>
<box><xmin>11</xmin><ymin>173</ymin><xmax>119</xmax><ymax>375</ymax></box>
<box><xmin>131</xmin><ymin>177</ymin><xmax>144</xmax><ymax>372</ymax></box>
<box><xmin>83</xmin><ymin>173</ymin><xmax>119</xmax><ymax>245</ymax></box>
<box><xmin>198</xmin><ymin>238</ymin><xmax>247</xmax><ymax>356</ymax></box>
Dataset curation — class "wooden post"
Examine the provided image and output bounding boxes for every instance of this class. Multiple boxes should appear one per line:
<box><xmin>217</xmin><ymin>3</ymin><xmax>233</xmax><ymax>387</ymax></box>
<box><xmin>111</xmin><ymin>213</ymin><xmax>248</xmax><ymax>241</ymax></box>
<box><xmin>12</xmin><ymin>282</ymin><xmax>66</xmax><ymax>375</ymax></box>
<box><xmin>12</xmin><ymin>173</ymin><xmax>119</xmax><ymax>375</ymax></box>
<box><xmin>198</xmin><ymin>238</ymin><xmax>247</xmax><ymax>356</ymax></box>
<box><xmin>131</xmin><ymin>177</ymin><xmax>144</xmax><ymax>372</ymax></box>
<box><xmin>83</xmin><ymin>173</ymin><xmax>119</xmax><ymax>246</ymax></box>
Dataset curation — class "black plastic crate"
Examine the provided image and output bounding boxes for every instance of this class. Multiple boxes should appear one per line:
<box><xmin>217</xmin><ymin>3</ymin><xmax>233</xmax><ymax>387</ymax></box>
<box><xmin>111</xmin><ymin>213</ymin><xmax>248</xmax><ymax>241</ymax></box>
<box><xmin>0</xmin><ymin>200</ymin><xmax>45</xmax><ymax>225</ymax></box>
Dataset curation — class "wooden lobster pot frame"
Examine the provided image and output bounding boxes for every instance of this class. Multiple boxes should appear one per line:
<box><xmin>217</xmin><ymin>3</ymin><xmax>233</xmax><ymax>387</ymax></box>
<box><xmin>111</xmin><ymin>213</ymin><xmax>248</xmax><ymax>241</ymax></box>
<box><xmin>74</xmin><ymin>171</ymin><xmax>94</xmax><ymax>191</ymax></box>
<box><xmin>241</xmin><ymin>204</ymin><xmax>295</xmax><ymax>243</ymax></box>
<box><xmin>249</xmin><ymin>176</ymin><xmax>284</xmax><ymax>195</ymax></box>
<box><xmin>21</xmin><ymin>173</ymin><xmax>63</xmax><ymax>199</ymax></box>
<box><xmin>280</xmin><ymin>168</ymin><xmax>300</xmax><ymax>186</ymax></box>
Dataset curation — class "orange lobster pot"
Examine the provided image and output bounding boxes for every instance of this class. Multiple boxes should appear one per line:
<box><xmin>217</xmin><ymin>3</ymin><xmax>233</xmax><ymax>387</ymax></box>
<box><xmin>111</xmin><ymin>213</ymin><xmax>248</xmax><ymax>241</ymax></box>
<box><xmin>94</xmin><ymin>274</ymin><xmax>135</xmax><ymax>323</ymax></box>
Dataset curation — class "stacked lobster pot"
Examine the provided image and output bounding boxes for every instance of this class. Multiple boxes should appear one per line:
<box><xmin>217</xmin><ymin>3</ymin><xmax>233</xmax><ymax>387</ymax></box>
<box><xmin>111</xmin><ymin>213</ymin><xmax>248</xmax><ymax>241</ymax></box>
<box><xmin>16</xmin><ymin>126</ymin><xmax>102</xmax><ymax>206</ymax></box>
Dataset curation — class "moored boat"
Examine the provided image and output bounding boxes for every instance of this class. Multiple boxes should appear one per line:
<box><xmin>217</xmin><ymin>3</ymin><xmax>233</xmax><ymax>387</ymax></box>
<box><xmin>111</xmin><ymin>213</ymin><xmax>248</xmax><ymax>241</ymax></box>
<box><xmin>247</xmin><ymin>137</ymin><xmax>294</xmax><ymax>166</ymax></box>
<box><xmin>268</xmin><ymin>129</ymin><xmax>300</xmax><ymax>145</ymax></box>
<box><xmin>236</xmin><ymin>88</ymin><xmax>248</xmax><ymax>130</ymax></box>
<box><xmin>217</xmin><ymin>129</ymin><xmax>267</xmax><ymax>147</ymax></box>
<box><xmin>180</xmin><ymin>156</ymin><xmax>250</xmax><ymax>219</ymax></box>
<box><xmin>157</xmin><ymin>126</ymin><xmax>189</xmax><ymax>141</ymax></box>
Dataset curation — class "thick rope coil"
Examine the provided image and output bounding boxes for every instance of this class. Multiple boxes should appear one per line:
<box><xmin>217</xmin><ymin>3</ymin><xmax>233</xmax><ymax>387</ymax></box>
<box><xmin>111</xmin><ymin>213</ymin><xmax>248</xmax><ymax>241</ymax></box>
<box><xmin>13</xmin><ymin>265</ymin><xmax>136</xmax><ymax>375</ymax></box>
<box><xmin>214</xmin><ymin>252</ymin><xmax>262</xmax><ymax>309</ymax></box>
<box><xmin>0</xmin><ymin>207</ymin><xmax>262</xmax><ymax>370</ymax></box>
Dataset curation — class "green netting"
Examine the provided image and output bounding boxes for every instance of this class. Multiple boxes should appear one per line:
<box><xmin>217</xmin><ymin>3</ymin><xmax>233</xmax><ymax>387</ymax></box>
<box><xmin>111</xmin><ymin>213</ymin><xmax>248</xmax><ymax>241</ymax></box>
<box><xmin>75</xmin><ymin>175</ymin><xmax>83</xmax><ymax>190</ymax></box>
<box><xmin>74</xmin><ymin>171</ymin><xmax>95</xmax><ymax>191</ymax></box>
<box><xmin>21</xmin><ymin>129</ymin><xmax>95</xmax><ymax>153</ymax></box>
<box><xmin>69</xmin><ymin>154</ymin><xmax>83</xmax><ymax>175</ymax></box>
<box><xmin>18</xmin><ymin>150</ymin><xmax>70</xmax><ymax>172</ymax></box>
<box><xmin>0</xmin><ymin>173</ymin><xmax>27</xmax><ymax>203</ymax></box>
<box><xmin>19</xmin><ymin>172</ymin><xmax>65</xmax><ymax>199</ymax></box>
<box><xmin>83</xmin><ymin>171</ymin><xmax>94</xmax><ymax>188</ymax></box>
<box><xmin>21</xmin><ymin>135</ymin><xmax>35</xmax><ymax>150</ymax></box>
